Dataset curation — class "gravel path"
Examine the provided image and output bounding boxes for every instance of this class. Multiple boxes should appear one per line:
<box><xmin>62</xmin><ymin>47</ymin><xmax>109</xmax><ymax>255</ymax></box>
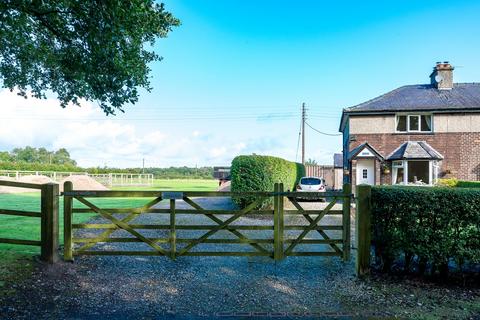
<box><xmin>1</xmin><ymin>197</ymin><xmax>477</xmax><ymax>319</ymax></box>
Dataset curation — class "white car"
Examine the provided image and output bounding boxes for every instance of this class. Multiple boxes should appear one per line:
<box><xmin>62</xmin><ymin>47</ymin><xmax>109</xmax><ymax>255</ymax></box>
<box><xmin>296</xmin><ymin>176</ymin><xmax>326</xmax><ymax>192</ymax></box>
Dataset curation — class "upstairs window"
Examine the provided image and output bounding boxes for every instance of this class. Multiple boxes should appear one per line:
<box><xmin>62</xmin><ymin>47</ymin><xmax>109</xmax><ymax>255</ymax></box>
<box><xmin>396</xmin><ymin>114</ymin><xmax>432</xmax><ymax>133</ymax></box>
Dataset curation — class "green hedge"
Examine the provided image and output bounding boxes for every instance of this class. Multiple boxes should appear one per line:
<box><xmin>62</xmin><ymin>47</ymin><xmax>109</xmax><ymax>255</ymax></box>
<box><xmin>371</xmin><ymin>186</ymin><xmax>480</xmax><ymax>275</ymax></box>
<box><xmin>457</xmin><ymin>180</ymin><xmax>480</xmax><ymax>188</ymax></box>
<box><xmin>231</xmin><ymin>155</ymin><xmax>305</xmax><ymax>208</ymax></box>
<box><xmin>0</xmin><ymin>161</ymin><xmax>83</xmax><ymax>173</ymax></box>
<box><xmin>436</xmin><ymin>178</ymin><xmax>480</xmax><ymax>188</ymax></box>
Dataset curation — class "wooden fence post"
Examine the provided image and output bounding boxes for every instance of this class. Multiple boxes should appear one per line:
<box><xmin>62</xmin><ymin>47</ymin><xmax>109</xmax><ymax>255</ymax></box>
<box><xmin>342</xmin><ymin>183</ymin><xmax>352</xmax><ymax>261</ymax></box>
<box><xmin>170</xmin><ymin>199</ymin><xmax>176</xmax><ymax>260</ymax></box>
<box><xmin>40</xmin><ymin>183</ymin><xmax>59</xmax><ymax>263</ymax></box>
<box><xmin>356</xmin><ymin>184</ymin><xmax>372</xmax><ymax>276</ymax></box>
<box><xmin>274</xmin><ymin>183</ymin><xmax>284</xmax><ymax>260</ymax></box>
<box><xmin>63</xmin><ymin>181</ymin><xmax>74</xmax><ymax>262</ymax></box>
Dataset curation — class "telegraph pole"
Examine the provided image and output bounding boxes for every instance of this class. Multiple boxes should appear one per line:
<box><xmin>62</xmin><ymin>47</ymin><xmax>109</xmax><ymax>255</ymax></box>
<box><xmin>142</xmin><ymin>158</ymin><xmax>145</xmax><ymax>174</ymax></box>
<box><xmin>301</xmin><ymin>102</ymin><xmax>306</xmax><ymax>165</ymax></box>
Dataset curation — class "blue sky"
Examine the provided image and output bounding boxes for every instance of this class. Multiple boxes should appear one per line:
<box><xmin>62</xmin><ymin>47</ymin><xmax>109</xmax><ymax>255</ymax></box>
<box><xmin>1</xmin><ymin>0</ymin><xmax>480</xmax><ymax>167</ymax></box>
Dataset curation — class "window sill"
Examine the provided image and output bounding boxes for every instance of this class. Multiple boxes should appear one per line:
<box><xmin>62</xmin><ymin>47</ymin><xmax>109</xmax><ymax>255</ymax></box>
<box><xmin>393</xmin><ymin>132</ymin><xmax>435</xmax><ymax>135</ymax></box>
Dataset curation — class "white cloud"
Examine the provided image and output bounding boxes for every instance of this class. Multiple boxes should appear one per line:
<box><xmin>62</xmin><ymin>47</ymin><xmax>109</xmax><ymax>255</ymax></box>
<box><xmin>0</xmin><ymin>90</ymin><xmax>338</xmax><ymax>167</ymax></box>
<box><xmin>0</xmin><ymin>90</ymin><xmax>256</xmax><ymax>167</ymax></box>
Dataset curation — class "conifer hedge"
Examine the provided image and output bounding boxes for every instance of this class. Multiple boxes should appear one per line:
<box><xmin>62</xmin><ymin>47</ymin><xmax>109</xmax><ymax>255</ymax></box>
<box><xmin>230</xmin><ymin>155</ymin><xmax>305</xmax><ymax>208</ymax></box>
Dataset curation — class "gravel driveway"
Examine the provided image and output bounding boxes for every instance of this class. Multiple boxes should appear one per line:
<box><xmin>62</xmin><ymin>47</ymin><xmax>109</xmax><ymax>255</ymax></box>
<box><xmin>4</xmin><ymin>197</ymin><xmax>475</xmax><ymax>319</ymax></box>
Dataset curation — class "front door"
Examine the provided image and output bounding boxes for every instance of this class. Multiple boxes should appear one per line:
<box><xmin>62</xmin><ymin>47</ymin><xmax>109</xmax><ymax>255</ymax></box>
<box><xmin>356</xmin><ymin>159</ymin><xmax>375</xmax><ymax>185</ymax></box>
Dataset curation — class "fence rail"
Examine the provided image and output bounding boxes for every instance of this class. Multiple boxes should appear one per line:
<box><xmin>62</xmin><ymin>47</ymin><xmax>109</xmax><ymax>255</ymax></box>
<box><xmin>63</xmin><ymin>182</ymin><xmax>352</xmax><ymax>261</ymax></box>
<box><xmin>0</xmin><ymin>180</ymin><xmax>59</xmax><ymax>263</ymax></box>
<box><xmin>0</xmin><ymin>170</ymin><xmax>154</xmax><ymax>187</ymax></box>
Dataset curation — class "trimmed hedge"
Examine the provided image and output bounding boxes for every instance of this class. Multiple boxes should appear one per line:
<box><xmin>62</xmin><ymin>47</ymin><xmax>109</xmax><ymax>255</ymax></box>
<box><xmin>371</xmin><ymin>186</ymin><xmax>480</xmax><ymax>275</ymax></box>
<box><xmin>436</xmin><ymin>178</ymin><xmax>480</xmax><ymax>188</ymax></box>
<box><xmin>231</xmin><ymin>155</ymin><xmax>305</xmax><ymax>208</ymax></box>
<box><xmin>0</xmin><ymin>161</ymin><xmax>83</xmax><ymax>173</ymax></box>
<box><xmin>457</xmin><ymin>180</ymin><xmax>480</xmax><ymax>188</ymax></box>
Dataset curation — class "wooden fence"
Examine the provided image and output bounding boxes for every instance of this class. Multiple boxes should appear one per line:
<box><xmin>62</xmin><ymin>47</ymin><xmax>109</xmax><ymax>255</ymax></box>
<box><xmin>0</xmin><ymin>180</ymin><xmax>375</xmax><ymax>276</ymax></box>
<box><xmin>0</xmin><ymin>180</ymin><xmax>59</xmax><ymax>263</ymax></box>
<box><xmin>63</xmin><ymin>183</ymin><xmax>352</xmax><ymax>261</ymax></box>
<box><xmin>0</xmin><ymin>170</ymin><xmax>154</xmax><ymax>187</ymax></box>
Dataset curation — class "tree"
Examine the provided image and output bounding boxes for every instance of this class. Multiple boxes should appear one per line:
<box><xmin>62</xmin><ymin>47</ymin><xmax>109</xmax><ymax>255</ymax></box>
<box><xmin>0</xmin><ymin>151</ymin><xmax>12</xmax><ymax>162</ymax></box>
<box><xmin>53</xmin><ymin>148</ymin><xmax>76</xmax><ymax>166</ymax></box>
<box><xmin>11</xmin><ymin>146</ymin><xmax>38</xmax><ymax>162</ymax></box>
<box><xmin>0</xmin><ymin>1</ymin><xmax>179</xmax><ymax>115</ymax></box>
<box><xmin>305</xmin><ymin>158</ymin><xmax>318</xmax><ymax>166</ymax></box>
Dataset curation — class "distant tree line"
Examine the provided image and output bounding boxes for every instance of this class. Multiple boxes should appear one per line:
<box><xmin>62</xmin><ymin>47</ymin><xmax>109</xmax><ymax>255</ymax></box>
<box><xmin>0</xmin><ymin>147</ymin><xmax>214</xmax><ymax>179</ymax></box>
<box><xmin>0</xmin><ymin>147</ymin><xmax>77</xmax><ymax>166</ymax></box>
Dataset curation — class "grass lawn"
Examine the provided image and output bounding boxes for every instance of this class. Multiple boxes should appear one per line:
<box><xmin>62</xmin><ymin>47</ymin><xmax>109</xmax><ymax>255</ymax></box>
<box><xmin>112</xmin><ymin>178</ymin><xmax>219</xmax><ymax>191</ymax></box>
<box><xmin>0</xmin><ymin>193</ymin><xmax>151</xmax><ymax>285</ymax></box>
<box><xmin>0</xmin><ymin>179</ymin><xmax>218</xmax><ymax>285</ymax></box>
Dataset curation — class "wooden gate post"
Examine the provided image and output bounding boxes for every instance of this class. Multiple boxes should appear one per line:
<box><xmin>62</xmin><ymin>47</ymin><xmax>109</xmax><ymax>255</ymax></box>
<box><xmin>63</xmin><ymin>181</ymin><xmax>74</xmax><ymax>262</ymax></box>
<box><xmin>356</xmin><ymin>184</ymin><xmax>372</xmax><ymax>276</ymax></box>
<box><xmin>273</xmin><ymin>183</ymin><xmax>284</xmax><ymax>260</ymax></box>
<box><xmin>342</xmin><ymin>183</ymin><xmax>352</xmax><ymax>261</ymax></box>
<box><xmin>40</xmin><ymin>182</ymin><xmax>59</xmax><ymax>263</ymax></box>
<box><xmin>170</xmin><ymin>199</ymin><xmax>176</xmax><ymax>260</ymax></box>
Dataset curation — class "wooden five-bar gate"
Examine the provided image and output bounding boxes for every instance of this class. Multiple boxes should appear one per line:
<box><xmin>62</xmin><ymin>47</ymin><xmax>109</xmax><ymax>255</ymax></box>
<box><xmin>63</xmin><ymin>182</ymin><xmax>352</xmax><ymax>261</ymax></box>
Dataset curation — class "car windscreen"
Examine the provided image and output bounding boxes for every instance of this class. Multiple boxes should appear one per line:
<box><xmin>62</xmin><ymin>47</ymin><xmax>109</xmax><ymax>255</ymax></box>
<box><xmin>300</xmin><ymin>178</ymin><xmax>322</xmax><ymax>185</ymax></box>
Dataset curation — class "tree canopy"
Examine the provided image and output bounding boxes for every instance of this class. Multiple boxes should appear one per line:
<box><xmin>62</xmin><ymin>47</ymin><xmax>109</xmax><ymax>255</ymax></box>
<box><xmin>2</xmin><ymin>146</ymin><xmax>77</xmax><ymax>165</ymax></box>
<box><xmin>0</xmin><ymin>0</ymin><xmax>179</xmax><ymax>115</ymax></box>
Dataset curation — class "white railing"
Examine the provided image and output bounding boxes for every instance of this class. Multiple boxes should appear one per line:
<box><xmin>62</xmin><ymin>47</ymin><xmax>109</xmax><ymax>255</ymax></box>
<box><xmin>0</xmin><ymin>170</ymin><xmax>154</xmax><ymax>187</ymax></box>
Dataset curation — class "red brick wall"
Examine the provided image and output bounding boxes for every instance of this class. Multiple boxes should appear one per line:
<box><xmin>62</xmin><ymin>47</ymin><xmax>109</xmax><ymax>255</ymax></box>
<box><xmin>349</xmin><ymin>133</ymin><xmax>480</xmax><ymax>181</ymax></box>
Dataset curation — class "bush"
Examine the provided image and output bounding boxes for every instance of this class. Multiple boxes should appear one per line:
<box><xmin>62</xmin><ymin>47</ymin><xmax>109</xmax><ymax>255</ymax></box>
<box><xmin>230</xmin><ymin>155</ymin><xmax>305</xmax><ymax>208</ymax></box>
<box><xmin>436</xmin><ymin>177</ymin><xmax>458</xmax><ymax>187</ymax></box>
<box><xmin>371</xmin><ymin>186</ymin><xmax>480</xmax><ymax>275</ymax></box>
<box><xmin>0</xmin><ymin>161</ymin><xmax>82</xmax><ymax>173</ymax></box>
<box><xmin>457</xmin><ymin>180</ymin><xmax>480</xmax><ymax>188</ymax></box>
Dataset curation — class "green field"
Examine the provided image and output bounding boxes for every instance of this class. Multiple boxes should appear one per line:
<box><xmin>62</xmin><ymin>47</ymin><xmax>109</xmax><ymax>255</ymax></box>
<box><xmin>0</xmin><ymin>179</ymin><xmax>218</xmax><ymax>283</ymax></box>
<box><xmin>112</xmin><ymin>178</ymin><xmax>218</xmax><ymax>191</ymax></box>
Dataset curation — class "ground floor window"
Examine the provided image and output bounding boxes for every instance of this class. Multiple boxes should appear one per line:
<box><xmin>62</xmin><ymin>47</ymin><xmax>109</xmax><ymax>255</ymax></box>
<box><xmin>392</xmin><ymin>160</ymin><xmax>438</xmax><ymax>185</ymax></box>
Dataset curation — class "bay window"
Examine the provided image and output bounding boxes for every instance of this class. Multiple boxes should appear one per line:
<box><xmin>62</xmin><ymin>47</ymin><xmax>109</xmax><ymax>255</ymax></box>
<box><xmin>392</xmin><ymin>160</ymin><xmax>438</xmax><ymax>185</ymax></box>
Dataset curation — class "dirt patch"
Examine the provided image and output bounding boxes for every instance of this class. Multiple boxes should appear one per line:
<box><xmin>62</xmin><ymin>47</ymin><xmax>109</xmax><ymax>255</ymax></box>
<box><xmin>59</xmin><ymin>175</ymin><xmax>110</xmax><ymax>192</ymax></box>
<box><xmin>0</xmin><ymin>175</ymin><xmax>53</xmax><ymax>193</ymax></box>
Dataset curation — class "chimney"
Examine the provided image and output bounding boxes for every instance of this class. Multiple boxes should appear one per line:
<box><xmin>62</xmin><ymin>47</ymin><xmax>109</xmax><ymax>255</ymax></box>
<box><xmin>430</xmin><ymin>61</ymin><xmax>454</xmax><ymax>90</ymax></box>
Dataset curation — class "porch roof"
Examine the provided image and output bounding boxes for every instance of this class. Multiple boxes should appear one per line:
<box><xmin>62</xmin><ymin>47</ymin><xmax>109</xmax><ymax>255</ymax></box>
<box><xmin>348</xmin><ymin>142</ymin><xmax>384</xmax><ymax>161</ymax></box>
<box><xmin>386</xmin><ymin>141</ymin><xmax>444</xmax><ymax>161</ymax></box>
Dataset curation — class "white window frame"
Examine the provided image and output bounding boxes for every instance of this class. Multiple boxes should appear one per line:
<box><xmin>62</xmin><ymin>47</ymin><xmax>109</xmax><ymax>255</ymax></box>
<box><xmin>391</xmin><ymin>160</ymin><xmax>438</xmax><ymax>186</ymax></box>
<box><xmin>392</xmin><ymin>160</ymin><xmax>406</xmax><ymax>185</ymax></box>
<box><xmin>395</xmin><ymin>114</ymin><xmax>433</xmax><ymax>133</ymax></box>
<box><xmin>408</xmin><ymin>115</ymin><xmax>421</xmax><ymax>132</ymax></box>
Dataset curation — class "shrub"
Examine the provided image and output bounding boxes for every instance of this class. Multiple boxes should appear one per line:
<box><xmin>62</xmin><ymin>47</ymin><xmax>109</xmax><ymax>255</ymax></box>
<box><xmin>371</xmin><ymin>186</ymin><xmax>480</xmax><ymax>275</ymax></box>
<box><xmin>457</xmin><ymin>180</ymin><xmax>480</xmax><ymax>188</ymax></box>
<box><xmin>436</xmin><ymin>177</ymin><xmax>458</xmax><ymax>187</ymax></box>
<box><xmin>230</xmin><ymin>155</ymin><xmax>305</xmax><ymax>208</ymax></box>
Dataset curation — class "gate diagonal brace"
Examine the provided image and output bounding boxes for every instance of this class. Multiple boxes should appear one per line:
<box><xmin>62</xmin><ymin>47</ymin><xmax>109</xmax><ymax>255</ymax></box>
<box><xmin>75</xmin><ymin>197</ymin><xmax>169</xmax><ymax>256</ymax></box>
<box><xmin>177</xmin><ymin>197</ymin><xmax>266</xmax><ymax>256</ymax></box>
<box><xmin>183</xmin><ymin>197</ymin><xmax>269</xmax><ymax>254</ymax></box>
<box><xmin>288</xmin><ymin>198</ymin><xmax>342</xmax><ymax>254</ymax></box>
<box><xmin>284</xmin><ymin>197</ymin><xmax>339</xmax><ymax>255</ymax></box>
<box><xmin>76</xmin><ymin>197</ymin><xmax>163</xmax><ymax>252</ymax></box>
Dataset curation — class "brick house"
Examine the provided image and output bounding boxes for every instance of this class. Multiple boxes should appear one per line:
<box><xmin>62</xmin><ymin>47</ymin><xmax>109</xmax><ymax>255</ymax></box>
<box><xmin>339</xmin><ymin>62</ymin><xmax>480</xmax><ymax>188</ymax></box>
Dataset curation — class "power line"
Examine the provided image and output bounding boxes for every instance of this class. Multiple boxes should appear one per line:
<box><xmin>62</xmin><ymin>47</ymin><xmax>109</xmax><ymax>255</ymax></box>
<box><xmin>0</xmin><ymin>114</ymin><xmax>300</xmax><ymax>121</ymax></box>
<box><xmin>305</xmin><ymin>121</ymin><xmax>342</xmax><ymax>136</ymax></box>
